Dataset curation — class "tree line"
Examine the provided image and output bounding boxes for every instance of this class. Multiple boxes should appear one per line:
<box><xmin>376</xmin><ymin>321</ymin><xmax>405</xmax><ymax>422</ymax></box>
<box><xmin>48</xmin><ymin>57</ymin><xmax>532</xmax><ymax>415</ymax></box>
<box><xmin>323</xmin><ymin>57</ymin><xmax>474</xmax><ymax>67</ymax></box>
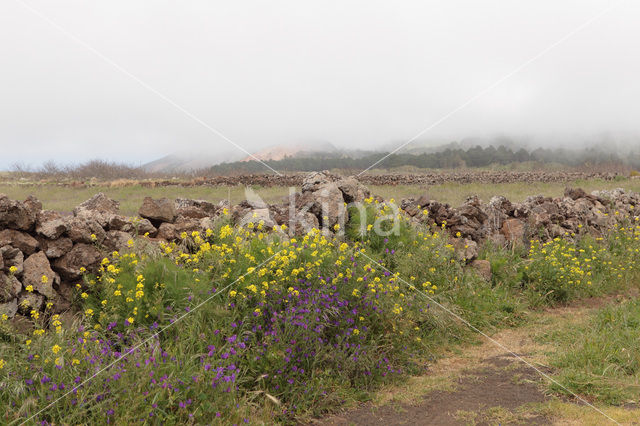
<box><xmin>208</xmin><ymin>145</ymin><xmax>634</xmax><ymax>174</ymax></box>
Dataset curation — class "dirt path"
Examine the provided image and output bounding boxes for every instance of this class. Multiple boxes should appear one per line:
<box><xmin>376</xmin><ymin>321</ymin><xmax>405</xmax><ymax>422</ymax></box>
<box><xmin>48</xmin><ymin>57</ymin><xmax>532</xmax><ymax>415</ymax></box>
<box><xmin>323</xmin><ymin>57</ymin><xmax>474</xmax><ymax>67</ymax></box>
<box><xmin>313</xmin><ymin>295</ymin><xmax>640</xmax><ymax>426</ymax></box>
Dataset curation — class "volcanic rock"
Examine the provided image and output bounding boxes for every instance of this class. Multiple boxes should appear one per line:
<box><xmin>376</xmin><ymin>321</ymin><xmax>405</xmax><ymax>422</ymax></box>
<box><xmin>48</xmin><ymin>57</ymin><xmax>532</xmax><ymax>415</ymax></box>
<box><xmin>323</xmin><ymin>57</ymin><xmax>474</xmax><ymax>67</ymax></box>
<box><xmin>22</xmin><ymin>252</ymin><xmax>56</xmax><ymax>298</ymax></box>
<box><xmin>53</xmin><ymin>243</ymin><xmax>102</xmax><ymax>281</ymax></box>
<box><xmin>0</xmin><ymin>229</ymin><xmax>39</xmax><ymax>255</ymax></box>
<box><xmin>36</xmin><ymin>210</ymin><xmax>68</xmax><ymax>239</ymax></box>
<box><xmin>65</xmin><ymin>216</ymin><xmax>106</xmax><ymax>244</ymax></box>
<box><xmin>0</xmin><ymin>246</ymin><xmax>24</xmax><ymax>275</ymax></box>
<box><xmin>0</xmin><ymin>194</ymin><xmax>37</xmax><ymax>231</ymax></box>
<box><xmin>139</xmin><ymin>197</ymin><xmax>176</xmax><ymax>224</ymax></box>
<box><xmin>0</xmin><ymin>298</ymin><xmax>18</xmax><ymax>318</ymax></box>
<box><xmin>0</xmin><ymin>272</ymin><xmax>22</xmax><ymax>302</ymax></box>
<box><xmin>40</xmin><ymin>237</ymin><xmax>73</xmax><ymax>259</ymax></box>
<box><xmin>501</xmin><ymin>218</ymin><xmax>525</xmax><ymax>244</ymax></box>
<box><xmin>470</xmin><ymin>259</ymin><xmax>492</xmax><ymax>281</ymax></box>
<box><xmin>73</xmin><ymin>193</ymin><xmax>120</xmax><ymax>227</ymax></box>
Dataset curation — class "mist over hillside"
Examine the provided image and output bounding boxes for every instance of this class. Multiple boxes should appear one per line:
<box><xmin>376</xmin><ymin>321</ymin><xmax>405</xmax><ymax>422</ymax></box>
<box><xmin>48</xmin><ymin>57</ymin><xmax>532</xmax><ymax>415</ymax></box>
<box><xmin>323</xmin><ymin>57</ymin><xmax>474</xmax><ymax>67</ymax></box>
<box><xmin>137</xmin><ymin>134</ymin><xmax>640</xmax><ymax>174</ymax></box>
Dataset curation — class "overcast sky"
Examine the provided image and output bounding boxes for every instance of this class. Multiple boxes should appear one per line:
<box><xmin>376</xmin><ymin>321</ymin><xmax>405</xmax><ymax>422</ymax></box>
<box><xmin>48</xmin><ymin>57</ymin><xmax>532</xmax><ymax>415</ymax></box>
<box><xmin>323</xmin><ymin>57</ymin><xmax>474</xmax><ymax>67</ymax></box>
<box><xmin>1</xmin><ymin>0</ymin><xmax>638</xmax><ymax>169</ymax></box>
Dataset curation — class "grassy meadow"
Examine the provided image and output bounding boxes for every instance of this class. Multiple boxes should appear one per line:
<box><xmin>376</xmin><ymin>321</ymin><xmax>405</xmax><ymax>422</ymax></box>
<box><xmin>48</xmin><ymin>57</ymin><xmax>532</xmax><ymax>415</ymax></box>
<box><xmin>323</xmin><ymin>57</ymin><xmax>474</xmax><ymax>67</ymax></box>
<box><xmin>2</xmin><ymin>196</ymin><xmax>640</xmax><ymax>424</ymax></box>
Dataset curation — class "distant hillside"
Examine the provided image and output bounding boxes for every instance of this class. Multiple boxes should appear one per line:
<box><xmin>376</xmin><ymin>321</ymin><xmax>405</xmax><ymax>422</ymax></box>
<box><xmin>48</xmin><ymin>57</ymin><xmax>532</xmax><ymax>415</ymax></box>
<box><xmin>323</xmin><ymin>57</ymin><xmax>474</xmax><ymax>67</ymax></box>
<box><xmin>241</xmin><ymin>142</ymin><xmax>338</xmax><ymax>162</ymax></box>
<box><xmin>143</xmin><ymin>150</ymin><xmax>246</xmax><ymax>173</ymax></box>
<box><xmin>144</xmin><ymin>142</ymin><xmax>342</xmax><ymax>173</ymax></box>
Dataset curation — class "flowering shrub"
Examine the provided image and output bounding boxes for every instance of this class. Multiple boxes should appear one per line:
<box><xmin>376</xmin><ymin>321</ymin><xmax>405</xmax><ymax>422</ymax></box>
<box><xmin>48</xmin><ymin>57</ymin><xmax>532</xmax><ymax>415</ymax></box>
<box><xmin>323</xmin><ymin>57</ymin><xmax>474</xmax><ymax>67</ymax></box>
<box><xmin>523</xmin><ymin>220</ymin><xmax>640</xmax><ymax>304</ymax></box>
<box><xmin>3</xmin><ymin>209</ymin><xmax>640</xmax><ymax>423</ymax></box>
<box><xmin>0</xmin><ymin>212</ymin><xmax>441</xmax><ymax>423</ymax></box>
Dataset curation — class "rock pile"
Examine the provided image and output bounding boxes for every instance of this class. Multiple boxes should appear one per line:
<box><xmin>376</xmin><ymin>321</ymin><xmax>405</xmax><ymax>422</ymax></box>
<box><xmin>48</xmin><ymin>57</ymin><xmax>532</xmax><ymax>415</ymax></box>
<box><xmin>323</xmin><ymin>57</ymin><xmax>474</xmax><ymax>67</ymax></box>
<box><xmin>401</xmin><ymin>187</ymin><xmax>638</xmax><ymax>260</ymax></box>
<box><xmin>231</xmin><ymin>172</ymin><xmax>371</xmax><ymax>233</ymax></box>
<box><xmin>0</xmin><ymin>193</ymin><xmax>227</xmax><ymax>321</ymax></box>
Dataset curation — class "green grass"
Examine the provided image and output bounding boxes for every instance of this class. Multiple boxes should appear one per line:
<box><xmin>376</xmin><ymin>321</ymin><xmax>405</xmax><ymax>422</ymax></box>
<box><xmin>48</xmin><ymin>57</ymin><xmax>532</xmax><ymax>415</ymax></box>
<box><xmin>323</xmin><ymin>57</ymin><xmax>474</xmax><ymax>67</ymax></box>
<box><xmin>371</xmin><ymin>177</ymin><xmax>640</xmax><ymax>207</ymax></box>
<box><xmin>542</xmin><ymin>298</ymin><xmax>640</xmax><ymax>405</ymax></box>
<box><xmin>0</xmin><ymin>184</ymin><xmax>291</xmax><ymax>215</ymax></box>
<box><xmin>3</xmin><ymin>177</ymin><xmax>640</xmax><ymax>215</ymax></box>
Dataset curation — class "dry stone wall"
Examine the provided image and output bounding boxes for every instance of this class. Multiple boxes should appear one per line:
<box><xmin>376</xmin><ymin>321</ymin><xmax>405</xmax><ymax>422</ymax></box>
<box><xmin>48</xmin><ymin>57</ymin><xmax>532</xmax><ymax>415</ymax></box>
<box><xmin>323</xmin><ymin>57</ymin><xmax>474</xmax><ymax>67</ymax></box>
<box><xmin>1</xmin><ymin>171</ymin><xmax>637</xmax><ymax>325</ymax></box>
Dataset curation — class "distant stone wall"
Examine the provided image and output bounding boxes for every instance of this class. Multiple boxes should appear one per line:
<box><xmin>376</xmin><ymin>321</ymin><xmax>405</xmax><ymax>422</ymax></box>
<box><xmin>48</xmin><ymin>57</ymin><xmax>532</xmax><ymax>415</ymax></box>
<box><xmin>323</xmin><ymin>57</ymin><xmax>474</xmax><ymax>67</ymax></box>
<box><xmin>31</xmin><ymin>170</ymin><xmax>621</xmax><ymax>189</ymax></box>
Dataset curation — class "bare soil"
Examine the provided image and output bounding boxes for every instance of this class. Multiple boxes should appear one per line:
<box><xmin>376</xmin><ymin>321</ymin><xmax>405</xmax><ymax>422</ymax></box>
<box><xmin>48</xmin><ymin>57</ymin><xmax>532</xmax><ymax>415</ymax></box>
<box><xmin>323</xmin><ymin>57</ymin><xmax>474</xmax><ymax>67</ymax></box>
<box><xmin>312</xmin><ymin>294</ymin><xmax>639</xmax><ymax>426</ymax></box>
<box><xmin>317</xmin><ymin>354</ymin><xmax>550</xmax><ymax>426</ymax></box>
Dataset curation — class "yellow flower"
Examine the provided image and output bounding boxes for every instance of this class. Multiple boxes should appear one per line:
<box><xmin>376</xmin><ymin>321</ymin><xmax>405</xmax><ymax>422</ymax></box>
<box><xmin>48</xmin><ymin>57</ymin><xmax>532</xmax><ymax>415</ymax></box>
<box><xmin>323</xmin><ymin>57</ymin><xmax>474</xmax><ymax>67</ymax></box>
<box><xmin>26</xmin><ymin>285</ymin><xmax>34</xmax><ymax>292</ymax></box>
<box><xmin>90</xmin><ymin>233</ymin><xmax>97</xmax><ymax>241</ymax></box>
<box><xmin>51</xmin><ymin>344</ymin><xmax>61</xmax><ymax>354</ymax></box>
<box><xmin>41</xmin><ymin>275</ymin><xmax>48</xmax><ymax>284</ymax></box>
<box><xmin>352</xmin><ymin>328</ymin><xmax>360</xmax><ymax>335</ymax></box>
<box><xmin>127</xmin><ymin>239</ymin><xmax>134</xmax><ymax>248</ymax></box>
<box><xmin>81</xmin><ymin>292</ymin><xmax>89</xmax><ymax>299</ymax></box>
<box><xmin>127</xmin><ymin>317</ymin><xmax>134</xmax><ymax>324</ymax></box>
<box><xmin>0</xmin><ymin>359</ymin><xmax>4</xmax><ymax>369</ymax></box>
<box><xmin>229</xmin><ymin>290</ymin><xmax>237</xmax><ymax>297</ymax></box>
<box><xmin>9</xmin><ymin>266</ymin><xmax>17</xmax><ymax>274</ymax></box>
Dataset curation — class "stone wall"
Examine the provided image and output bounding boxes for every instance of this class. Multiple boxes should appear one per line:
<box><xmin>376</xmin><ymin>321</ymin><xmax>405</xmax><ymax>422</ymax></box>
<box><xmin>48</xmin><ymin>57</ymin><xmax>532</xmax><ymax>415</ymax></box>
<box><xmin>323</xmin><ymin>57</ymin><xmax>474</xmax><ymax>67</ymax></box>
<box><xmin>401</xmin><ymin>187</ymin><xmax>639</xmax><ymax>260</ymax></box>
<box><xmin>1</xmin><ymin>170</ymin><xmax>637</xmax><ymax>324</ymax></box>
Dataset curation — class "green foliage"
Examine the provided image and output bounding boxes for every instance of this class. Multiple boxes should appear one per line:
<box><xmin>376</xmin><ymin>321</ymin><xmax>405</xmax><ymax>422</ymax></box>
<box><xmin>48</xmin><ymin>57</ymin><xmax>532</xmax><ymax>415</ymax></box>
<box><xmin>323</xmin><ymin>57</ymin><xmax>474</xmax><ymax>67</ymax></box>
<box><xmin>546</xmin><ymin>298</ymin><xmax>640</xmax><ymax>405</ymax></box>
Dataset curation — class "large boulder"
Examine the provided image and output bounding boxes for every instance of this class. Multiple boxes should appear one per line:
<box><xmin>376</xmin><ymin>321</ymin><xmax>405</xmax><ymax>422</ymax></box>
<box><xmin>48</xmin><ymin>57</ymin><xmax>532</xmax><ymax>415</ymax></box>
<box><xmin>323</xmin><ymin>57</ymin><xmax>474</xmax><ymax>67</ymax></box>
<box><xmin>0</xmin><ymin>195</ymin><xmax>38</xmax><ymax>231</ymax></box>
<box><xmin>36</xmin><ymin>210</ymin><xmax>69</xmax><ymax>239</ymax></box>
<box><xmin>22</xmin><ymin>251</ymin><xmax>56</xmax><ymax>298</ymax></box>
<box><xmin>139</xmin><ymin>197</ymin><xmax>176</xmax><ymax>224</ymax></box>
<box><xmin>73</xmin><ymin>193</ymin><xmax>120</xmax><ymax>227</ymax></box>
<box><xmin>53</xmin><ymin>243</ymin><xmax>102</xmax><ymax>281</ymax></box>
<box><xmin>0</xmin><ymin>246</ymin><xmax>24</xmax><ymax>275</ymax></box>
<box><xmin>0</xmin><ymin>229</ymin><xmax>39</xmax><ymax>255</ymax></box>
